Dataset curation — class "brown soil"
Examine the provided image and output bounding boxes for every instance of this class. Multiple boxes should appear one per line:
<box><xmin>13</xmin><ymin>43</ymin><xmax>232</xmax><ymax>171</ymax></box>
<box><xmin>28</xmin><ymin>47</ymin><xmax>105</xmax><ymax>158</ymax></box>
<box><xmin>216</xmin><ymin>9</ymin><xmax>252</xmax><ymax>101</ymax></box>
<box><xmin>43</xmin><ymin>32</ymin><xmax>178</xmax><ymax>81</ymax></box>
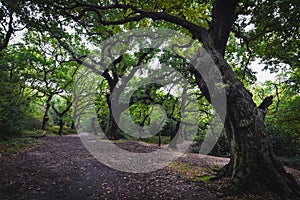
<box><xmin>0</xmin><ymin>135</ymin><xmax>298</xmax><ymax>200</ymax></box>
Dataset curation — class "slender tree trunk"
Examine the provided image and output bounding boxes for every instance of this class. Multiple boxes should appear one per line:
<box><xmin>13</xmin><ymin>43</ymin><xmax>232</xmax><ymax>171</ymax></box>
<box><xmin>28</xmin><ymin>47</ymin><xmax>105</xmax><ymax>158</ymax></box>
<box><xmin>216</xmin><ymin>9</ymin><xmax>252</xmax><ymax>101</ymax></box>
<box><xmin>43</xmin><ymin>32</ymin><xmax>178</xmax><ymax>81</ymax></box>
<box><xmin>42</xmin><ymin>106</ymin><xmax>50</xmax><ymax>130</ymax></box>
<box><xmin>158</xmin><ymin>131</ymin><xmax>161</xmax><ymax>147</ymax></box>
<box><xmin>42</xmin><ymin>95</ymin><xmax>53</xmax><ymax>130</ymax></box>
<box><xmin>58</xmin><ymin>118</ymin><xmax>63</xmax><ymax>136</ymax></box>
<box><xmin>168</xmin><ymin>120</ymin><xmax>180</xmax><ymax>149</ymax></box>
<box><xmin>91</xmin><ymin>117</ymin><xmax>98</xmax><ymax>135</ymax></box>
<box><xmin>181</xmin><ymin>86</ymin><xmax>188</xmax><ymax>140</ymax></box>
<box><xmin>52</xmin><ymin>98</ymin><xmax>72</xmax><ymax>136</ymax></box>
<box><xmin>71</xmin><ymin>120</ymin><xmax>75</xmax><ymax>130</ymax></box>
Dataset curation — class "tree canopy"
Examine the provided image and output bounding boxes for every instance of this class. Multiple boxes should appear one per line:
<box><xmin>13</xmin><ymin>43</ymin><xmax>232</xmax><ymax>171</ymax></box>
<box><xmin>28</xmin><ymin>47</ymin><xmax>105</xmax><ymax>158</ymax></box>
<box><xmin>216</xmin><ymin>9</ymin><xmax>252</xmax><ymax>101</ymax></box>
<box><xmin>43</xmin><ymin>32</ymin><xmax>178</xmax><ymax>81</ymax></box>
<box><xmin>0</xmin><ymin>0</ymin><xmax>299</xmax><ymax>198</ymax></box>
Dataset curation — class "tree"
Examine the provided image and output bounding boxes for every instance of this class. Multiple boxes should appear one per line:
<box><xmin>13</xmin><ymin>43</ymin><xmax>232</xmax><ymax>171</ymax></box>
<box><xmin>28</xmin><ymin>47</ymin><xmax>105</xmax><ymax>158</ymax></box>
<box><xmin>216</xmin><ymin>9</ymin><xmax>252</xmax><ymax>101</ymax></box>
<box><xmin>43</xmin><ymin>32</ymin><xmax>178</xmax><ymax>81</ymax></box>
<box><xmin>0</xmin><ymin>46</ymin><xmax>31</xmax><ymax>136</ymax></box>
<box><xmin>128</xmin><ymin>82</ymin><xmax>184</xmax><ymax>148</ymax></box>
<box><xmin>95</xmin><ymin>50</ymin><xmax>156</xmax><ymax>139</ymax></box>
<box><xmin>0</xmin><ymin>1</ymin><xmax>19</xmax><ymax>52</ymax></box>
<box><xmin>51</xmin><ymin>95</ymin><xmax>73</xmax><ymax>135</ymax></box>
<box><xmin>253</xmin><ymin>80</ymin><xmax>300</xmax><ymax>158</ymax></box>
<box><xmin>249</xmin><ymin>0</ymin><xmax>300</xmax><ymax>93</ymax></box>
<box><xmin>123</xmin><ymin>51</ymin><xmax>202</xmax><ymax>149</ymax></box>
<box><xmin>6</xmin><ymin>0</ymin><xmax>300</xmax><ymax>197</ymax></box>
<box><xmin>53</xmin><ymin>0</ymin><xmax>299</xmax><ymax>196</ymax></box>
<box><xmin>20</xmin><ymin>31</ymin><xmax>80</xmax><ymax>130</ymax></box>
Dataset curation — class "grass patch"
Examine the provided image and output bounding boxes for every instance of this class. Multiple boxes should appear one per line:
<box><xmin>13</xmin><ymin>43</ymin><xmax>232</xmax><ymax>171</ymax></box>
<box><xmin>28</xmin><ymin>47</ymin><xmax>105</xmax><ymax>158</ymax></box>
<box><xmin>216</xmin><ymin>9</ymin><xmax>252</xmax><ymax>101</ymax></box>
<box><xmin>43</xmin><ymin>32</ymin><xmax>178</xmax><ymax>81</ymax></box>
<box><xmin>0</xmin><ymin>137</ymin><xmax>37</xmax><ymax>156</ymax></box>
<box><xmin>96</xmin><ymin>139</ymin><xmax>128</xmax><ymax>143</ymax></box>
<box><xmin>44</xmin><ymin>126</ymin><xmax>77</xmax><ymax>136</ymax></box>
<box><xmin>44</xmin><ymin>126</ymin><xmax>60</xmax><ymax>136</ymax></box>
<box><xmin>138</xmin><ymin>136</ymin><xmax>170</xmax><ymax>145</ymax></box>
<box><xmin>168</xmin><ymin>161</ymin><xmax>215</xmax><ymax>182</ymax></box>
<box><xmin>279</xmin><ymin>156</ymin><xmax>300</xmax><ymax>171</ymax></box>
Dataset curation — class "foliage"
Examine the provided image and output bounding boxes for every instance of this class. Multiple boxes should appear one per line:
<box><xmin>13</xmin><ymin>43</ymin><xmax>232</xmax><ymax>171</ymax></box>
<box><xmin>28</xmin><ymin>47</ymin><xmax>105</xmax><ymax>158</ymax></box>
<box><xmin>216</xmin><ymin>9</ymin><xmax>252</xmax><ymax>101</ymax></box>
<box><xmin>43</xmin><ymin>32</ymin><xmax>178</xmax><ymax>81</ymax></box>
<box><xmin>192</xmin><ymin>131</ymin><xmax>230</xmax><ymax>157</ymax></box>
<box><xmin>0</xmin><ymin>137</ymin><xmax>37</xmax><ymax>156</ymax></box>
<box><xmin>251</xmin><ymin>79</ymin><xmax>300</xmax><ymax>158</ymax></box>
<box><xmin>279</xmin><ymin>156</ymin><xmax>300</xmax><ymax>171</ymax></box>
<box><xmin>0</xmin><ymin>0</ymin><xmax>297</xmax><ymax>156</ymax></box>
<box><xmin>225</xmin><ymin>33</ymin><xmax>257</xmax><ymax>87</ymax></box>
<box><xmin>265</xmin><ymin>96</ymin><xmax>300</xmax><ymax>157</ymax></box>
<box><xmin>0</xmin><ymin>0</ymin><xmax>299</xmax><ymax>196</ymax></box>
<box><xmin>169</xmin><ymin>161</ymin><xmax>216</xmax><ymax>182</ymax></box>
<box><xmin>0</xmin><ymin>83</ymin><xmax>29</xmax><ymax>136</ymax></box>
<box><xmin>0</xmin><ymin>46</ymin><xmax>34</xmax><ymax>137</ymax></box>
<box><xmin>138</xmin><ymin>135</ymin><xmax>170</xmax><ymax>145</ymax></box>
<box><xmin>234</xmin><ymin>0</ymin><xmax>300</xmax><ymax>92</ymax></box>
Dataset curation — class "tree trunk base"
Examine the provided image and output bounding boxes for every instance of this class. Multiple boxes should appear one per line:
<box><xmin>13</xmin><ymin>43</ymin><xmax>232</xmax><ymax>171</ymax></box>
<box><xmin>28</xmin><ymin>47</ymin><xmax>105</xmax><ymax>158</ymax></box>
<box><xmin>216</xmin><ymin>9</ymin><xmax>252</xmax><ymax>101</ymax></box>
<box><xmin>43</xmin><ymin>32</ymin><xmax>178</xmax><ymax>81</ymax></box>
<box><xmin>231</xmin><ymin>155</ymin><xmax>300</xmax><ymax>199</ymax></box>
<box><xmin>211</xmin><ymin>155</ymin><xmax>300</xmax><ymax>199</ymax></box>
<box><xmin>211</xmin><ymin>158</ymin><xmax>233</xmax><ymax>180</ymax></box>
<box><xmin>30</xmin><ymin>131</ymin><xmax>46</xmax><ymax>139</ymax></box>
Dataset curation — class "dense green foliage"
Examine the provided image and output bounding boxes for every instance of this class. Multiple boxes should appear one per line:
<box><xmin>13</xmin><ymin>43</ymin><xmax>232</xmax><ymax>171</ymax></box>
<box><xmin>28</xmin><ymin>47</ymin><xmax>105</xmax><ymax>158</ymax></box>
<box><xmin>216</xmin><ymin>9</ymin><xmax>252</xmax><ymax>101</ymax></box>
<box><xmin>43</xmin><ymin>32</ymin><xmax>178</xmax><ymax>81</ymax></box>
<box><xmin>266</xmin><ymin>96</ymin><xmax>300</xmax><ymax>157</ymax></box>
<box><xmin>250</xmin><ymin>79</ymin><xmax>300</xmax><ymax>168</ymax></box>
<box><xmin>0</xmin><ymin>46</ymin><xmax>37</xmax><ymax>137</ymax></box>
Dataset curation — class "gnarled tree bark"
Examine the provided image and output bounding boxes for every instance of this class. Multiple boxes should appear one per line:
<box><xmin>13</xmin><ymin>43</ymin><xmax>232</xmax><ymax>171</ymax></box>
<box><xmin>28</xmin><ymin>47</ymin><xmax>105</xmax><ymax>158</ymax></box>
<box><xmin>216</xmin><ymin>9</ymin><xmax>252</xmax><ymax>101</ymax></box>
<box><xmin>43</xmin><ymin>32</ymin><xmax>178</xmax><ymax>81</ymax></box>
<box><xmin>203</xmin><ymin>49</ymin><xmax>300</xmax><ymax>197</ymax></box>
<box><xmin>42</xmin><ymin>94</ymin><xmax>53</xmax><ymax>130</ymax></box>
<box><xmin>194</xmin><ymin>0</ymin><xmax>300</xmax><ymax>197</ymax></box>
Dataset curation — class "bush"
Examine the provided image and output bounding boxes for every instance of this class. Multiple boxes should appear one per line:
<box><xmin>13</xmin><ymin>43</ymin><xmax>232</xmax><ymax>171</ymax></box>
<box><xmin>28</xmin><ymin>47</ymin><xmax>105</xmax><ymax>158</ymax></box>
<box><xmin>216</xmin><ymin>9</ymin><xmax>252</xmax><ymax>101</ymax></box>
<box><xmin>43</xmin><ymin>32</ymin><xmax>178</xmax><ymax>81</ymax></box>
<box><xmin>209</xmin><ymin>134</ymin><xmax>230</xmax><ymax>157</ymax></box>
<box><xmin>0</xmin><ymin>97</ymin><xmax>30</xmax><ymax>138</ymax></box>
<box><xmin>0</xmin><ymin>137</ymin><xmax>37</xmax><ymax>156</ymax></box>
<box><xmin>266</xmin><ymin>123</ymin><xmax>300</xmax><ymax>157</ymax></box>
<box><xmin>192</xmin><ymin>131</ymin><xmax>230</xmax><ymax>157</ymax></box>
<box><xmin>265</xmin><ymin>96</ymin><xmax>300</xmax><ymax>157</ymax></box>
<box><xmin>139</xmin><ymin>135</ymin><xmax>170</xmax><ymax>145</ymax></box>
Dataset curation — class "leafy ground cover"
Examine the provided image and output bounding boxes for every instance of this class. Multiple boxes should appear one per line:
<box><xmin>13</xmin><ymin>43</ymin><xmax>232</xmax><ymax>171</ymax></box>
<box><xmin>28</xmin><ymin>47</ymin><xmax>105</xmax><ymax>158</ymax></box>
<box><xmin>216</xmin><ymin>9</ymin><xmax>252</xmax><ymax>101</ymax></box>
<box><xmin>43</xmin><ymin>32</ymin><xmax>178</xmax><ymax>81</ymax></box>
<box><xmin>0</xmin><ymin>137</ymin><xmax>37</xmax><ymax>156</ymax></box>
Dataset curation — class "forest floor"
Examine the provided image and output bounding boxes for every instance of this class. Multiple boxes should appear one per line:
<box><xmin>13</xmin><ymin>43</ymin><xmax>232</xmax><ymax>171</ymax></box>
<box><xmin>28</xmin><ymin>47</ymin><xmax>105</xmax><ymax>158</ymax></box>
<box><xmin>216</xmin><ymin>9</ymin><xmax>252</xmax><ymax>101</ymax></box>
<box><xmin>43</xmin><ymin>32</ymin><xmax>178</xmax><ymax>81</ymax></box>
<box><xmin>0</xmin><ymin>135</ymin><xmax>299</xmax><ymax>200</ymax></box>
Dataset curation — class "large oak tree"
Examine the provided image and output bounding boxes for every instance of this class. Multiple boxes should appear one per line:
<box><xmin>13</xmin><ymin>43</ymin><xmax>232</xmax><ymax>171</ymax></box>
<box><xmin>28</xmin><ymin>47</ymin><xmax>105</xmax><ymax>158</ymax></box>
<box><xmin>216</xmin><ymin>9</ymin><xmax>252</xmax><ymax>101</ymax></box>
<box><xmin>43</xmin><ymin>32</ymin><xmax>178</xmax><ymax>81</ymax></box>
<box><xmin>1</xmin><ymin>0</ymin><xmax>299</xmax><ymax>197</ymax></box>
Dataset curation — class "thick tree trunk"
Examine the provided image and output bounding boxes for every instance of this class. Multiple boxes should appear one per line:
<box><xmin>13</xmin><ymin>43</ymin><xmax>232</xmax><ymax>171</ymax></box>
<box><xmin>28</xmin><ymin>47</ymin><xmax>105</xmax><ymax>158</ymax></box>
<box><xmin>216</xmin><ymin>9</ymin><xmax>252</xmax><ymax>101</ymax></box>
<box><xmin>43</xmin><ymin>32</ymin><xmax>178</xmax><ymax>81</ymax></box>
<box><xmin>189</xmin><ymin>0</ymin><xmax>300</xmax><ymax>196</ymax></box>
<box><xmin>105</xmin><ymin>97</ymin><xmax>120</xmax><ymax>140</ymax></box>
<box><xmin>42</xmin><ymin>107</ymin><xmax>50</xmax><ymax>130</ymax></box>
<box><xmin>217</xmin><ymin>96</ymin><xmax>274</xmax><ymax>179</ymax></box>
<box><xmin>228</xmin><ymin>103</ymin><xmax>300</xmax><ymax>197</ymax></box>
<box><xmin>200</xmin><ymin>48</ymin><xmax>300</xmax><ymax>197</ymax></box>
<box><xmin>106</xmin><ymin>111</ymin><xmax>120</xmax><ymax>140</ymax></box>
<box><xmin>214</xmin><ymin>118</ymin><xmax>234</xmax><ymax>178</ymax></box>
<box><xmin>71</xmin><ymin>120</ymin><xmax>76</xmax><ymax>130</ymax></box>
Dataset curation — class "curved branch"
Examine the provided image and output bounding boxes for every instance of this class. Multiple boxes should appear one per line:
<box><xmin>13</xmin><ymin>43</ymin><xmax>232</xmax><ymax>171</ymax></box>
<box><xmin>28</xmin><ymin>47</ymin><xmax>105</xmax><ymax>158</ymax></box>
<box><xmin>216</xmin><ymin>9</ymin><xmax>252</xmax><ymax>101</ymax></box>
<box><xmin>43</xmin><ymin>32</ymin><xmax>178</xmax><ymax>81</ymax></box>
<box><xmin>0</xmin><ymin>11</ymin><xmax>14</xmax><ymax>52</ymax></box>
<box><xmin>258</xmin><ymin>95</ymin><xmax>273</xmax><ymax>110</ymax></box>
<box><xmin>58</xmin><ymin>3</ymin><xmax>208</xmax><ymax>42</ymax></box>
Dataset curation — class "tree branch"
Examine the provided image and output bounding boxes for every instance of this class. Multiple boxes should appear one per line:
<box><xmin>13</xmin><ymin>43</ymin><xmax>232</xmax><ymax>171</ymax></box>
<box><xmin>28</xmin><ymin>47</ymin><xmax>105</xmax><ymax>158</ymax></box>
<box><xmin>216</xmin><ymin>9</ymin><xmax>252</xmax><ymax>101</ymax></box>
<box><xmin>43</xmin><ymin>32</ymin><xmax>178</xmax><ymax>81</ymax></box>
<box><xmin>58</xmin><ymin>2</ymin><xmax>208</xmax><ymax>42</ymax></box>
<box><xmin>0</xmin><ymin>11</ymin><xmax>14</xmax><ymax>52</ymax></box>
<box><xmin>258</xmin><ymin>95</ymin><xmax>273</xmax><ymax>111</ymax></box>
<box><xmin>207</xmin><ymin>0</ymin><xmax>239</xmax><ymax>55</ymax></box>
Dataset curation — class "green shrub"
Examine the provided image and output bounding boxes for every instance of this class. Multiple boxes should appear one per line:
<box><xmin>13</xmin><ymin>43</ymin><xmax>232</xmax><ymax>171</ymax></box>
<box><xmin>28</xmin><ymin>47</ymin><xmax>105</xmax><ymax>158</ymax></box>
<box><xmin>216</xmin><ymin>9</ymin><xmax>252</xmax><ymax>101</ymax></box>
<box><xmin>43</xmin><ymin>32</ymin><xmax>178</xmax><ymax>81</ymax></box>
<box><xmin>0</xmin><ymin>137</ymin><xmax>37</xmax><ymax>156</ymax></box>
<box><xmin>139</xmin><ymin>135</ymin><xmax>170</xmax><ymax>145</ymax></box>
<box><xmin>265</xmin><ymin>97</ymin><xmax>300</xmax><ymax>157</ymax></box>
<box><xmin>192</xmin><ymin>131</ymin><xmax>230</xmax><ymax>157</ymax></box>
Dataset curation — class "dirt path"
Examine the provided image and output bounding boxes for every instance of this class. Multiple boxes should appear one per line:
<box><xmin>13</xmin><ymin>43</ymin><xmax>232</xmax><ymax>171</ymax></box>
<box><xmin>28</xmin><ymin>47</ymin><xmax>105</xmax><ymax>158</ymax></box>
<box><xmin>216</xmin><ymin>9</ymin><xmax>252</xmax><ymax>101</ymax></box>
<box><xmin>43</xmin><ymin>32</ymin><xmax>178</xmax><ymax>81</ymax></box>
<box><xmin>0</xmin><ymin>135</ymin><xmax>296</xmax><ymax>200</ymax></box>
<box><xmin>0</xmin><ymin>135</ymin><xmax>219</xmax><ymax>200</ymax></box>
